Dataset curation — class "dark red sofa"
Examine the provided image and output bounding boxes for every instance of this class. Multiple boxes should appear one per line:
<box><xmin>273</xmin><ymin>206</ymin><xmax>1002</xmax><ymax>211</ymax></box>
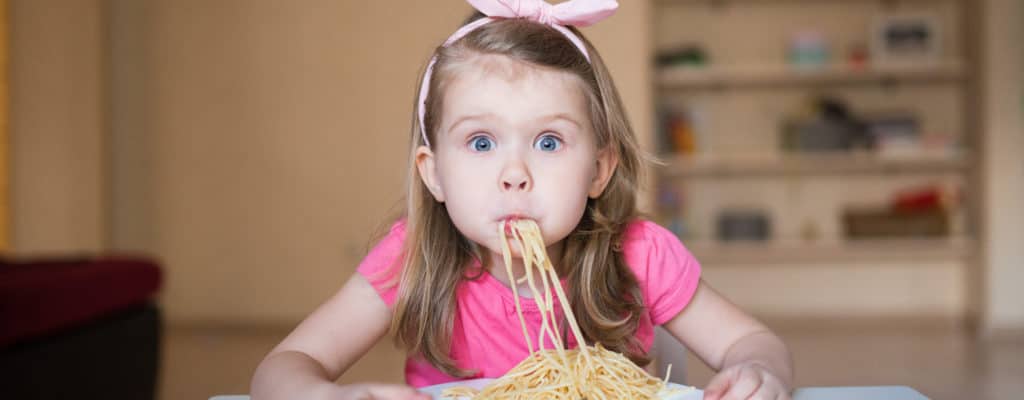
<box><xmin>0</xmin><ymin>255</ymin><xmax>163</xmax><ymax>399</ymax></box>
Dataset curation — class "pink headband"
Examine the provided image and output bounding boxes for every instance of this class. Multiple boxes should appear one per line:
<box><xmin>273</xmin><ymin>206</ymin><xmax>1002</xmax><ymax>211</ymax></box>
<box><xmin>417</xmin><ymin>0</ymin><xmax>619</xmax><ymax>147</ymax></box>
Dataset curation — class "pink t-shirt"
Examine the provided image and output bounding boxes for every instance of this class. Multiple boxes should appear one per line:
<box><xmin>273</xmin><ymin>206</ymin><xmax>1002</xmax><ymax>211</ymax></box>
<box><xmin>356</xmin><ymin>219</ymin><xmax>702</xmax><ymax>388</ymax></box>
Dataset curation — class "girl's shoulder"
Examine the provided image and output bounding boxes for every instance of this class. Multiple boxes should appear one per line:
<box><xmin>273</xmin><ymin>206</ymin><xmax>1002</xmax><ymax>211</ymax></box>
<box><xmin>620</xmin><ymin>218</ymin><xmax>700</xmax><ymax>271</ymax></box>
<box><xmin>620</xmin><ymin>219</ymin><xmax>685</xmax><ymax>252</ymax></box>
<box><xmin>355</xmin><ymin>219</ymin><xmax>409</xmax><ymax>307</ymax></box>
<box><xmin>367</xmin><ymin>219</ymin><xmax>409</xmax><ymax>252</ymax></box>
<box><xmin>386</xmin><ymin>219</ymin><xmax>408</xmax><ymax>236</ymax></box>
<box><xmin>367</xmin><ymin>219</ymin><xmax>409</xmax><ymax>261</ymax></box>
<box><xmin>620</xmin><ymin>219</ymin><xmax>702</xmax><ymax>325</ymax></box>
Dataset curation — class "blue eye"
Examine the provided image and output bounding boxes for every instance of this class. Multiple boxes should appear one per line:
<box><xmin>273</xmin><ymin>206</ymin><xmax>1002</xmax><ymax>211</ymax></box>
<box><xmin>469</xmin><ymin>136</ymin><xmax>494</xmax><ymax>152</ymax></box>
<box><xmin>534</xmin><ymin>135</ymin><xmax>562</xmax><ymax>152</ymax></box>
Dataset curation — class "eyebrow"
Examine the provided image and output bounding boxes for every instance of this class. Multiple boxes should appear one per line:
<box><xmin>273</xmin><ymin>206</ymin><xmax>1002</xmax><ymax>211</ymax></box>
<box><xmin>542</xmin><ymin>113</ymin><xmax>583</xmax><ymax>129</ymax></box>
<box><xmin>446</xmin><ymin>112</ymin><xmax>583</xmax><ymax>134</ymax></box>
<box><xmin>446</xmin><ymin>113</ymin><xmax>496</xmax><ymax>134</ymax></box>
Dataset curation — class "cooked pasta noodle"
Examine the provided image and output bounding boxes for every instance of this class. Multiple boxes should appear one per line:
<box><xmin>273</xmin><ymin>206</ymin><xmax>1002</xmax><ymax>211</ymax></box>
<box><xmin>440</xmin><ymin>219</ymin><xmax>689</xmax><ymax>399</ymax></box>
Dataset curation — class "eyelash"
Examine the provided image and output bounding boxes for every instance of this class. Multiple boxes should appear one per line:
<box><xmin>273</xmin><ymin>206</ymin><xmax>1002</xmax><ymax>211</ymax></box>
<box><xmin>466</xmin><ymin>133</ymin><xmax>564</xmax><ymax>152</ymax></box>
<box><xmin>468</xmin><ymin>135</ymin><xmax>495</xmax><ymax>152</ymax></box>
<box><xmin>534</xmin><ymin>134</ymin><xmax>563</xmax><ymax>152</ymax></box>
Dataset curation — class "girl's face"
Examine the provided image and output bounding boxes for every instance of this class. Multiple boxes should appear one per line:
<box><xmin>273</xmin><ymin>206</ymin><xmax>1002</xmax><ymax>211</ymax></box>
<box><xmin>416</xmin><ymin>55</ymin><xmax>616</xmax><ymax>259</ymax></box>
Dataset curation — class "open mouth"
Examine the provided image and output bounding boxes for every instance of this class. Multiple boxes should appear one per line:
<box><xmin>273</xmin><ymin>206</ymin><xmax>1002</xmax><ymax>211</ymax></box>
<box><xmin>500</xmin><ymin>215</ymin><xmax>518</xmax><ymax>231</ymax></box>
<box><xmin>500</xmin><ymin>215</ymin><xmax>536</xmax><ymax>235</ymax></box>
<box><xmin>503</xmin><ymin>220</ymin><xmax>520</xmax><ymax>237</ymax></box>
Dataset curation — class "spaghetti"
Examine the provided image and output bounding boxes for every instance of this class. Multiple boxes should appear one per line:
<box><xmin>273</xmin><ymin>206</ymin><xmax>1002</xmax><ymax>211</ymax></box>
<box><xmin>440</xmin><ymin>219</ymin><xmax>686</xmax><ymax>399</ymax></box>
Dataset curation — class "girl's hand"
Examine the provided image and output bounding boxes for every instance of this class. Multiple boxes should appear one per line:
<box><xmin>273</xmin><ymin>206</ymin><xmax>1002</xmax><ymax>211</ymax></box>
<box><xmin>703</xmin><ymin>361</ymin><xmax>792</xmax><ymax>400</ymax></box>
<box><xmin>331</xmin><ymin>383</ymin><xmax>431</xmax><ymax>400</ymax></box>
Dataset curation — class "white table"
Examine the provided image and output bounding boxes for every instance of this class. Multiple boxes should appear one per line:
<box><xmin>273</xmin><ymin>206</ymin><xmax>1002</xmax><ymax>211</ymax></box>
<box><xmin>211</xmin><ymin>385</ymin><xmax>931</xmax><ymax>400</ymax></box>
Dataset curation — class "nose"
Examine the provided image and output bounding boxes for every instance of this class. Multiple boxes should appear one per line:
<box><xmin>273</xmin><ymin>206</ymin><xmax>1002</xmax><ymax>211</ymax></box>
<box><xmin>500</xmin><ymin>159</ymin><xmax>532</xmax><ymax>192</ymax></box>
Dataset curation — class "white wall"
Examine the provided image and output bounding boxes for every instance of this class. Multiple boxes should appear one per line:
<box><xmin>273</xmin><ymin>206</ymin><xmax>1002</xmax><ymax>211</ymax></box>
<box><xmin>982</xmin><ymin>0</ymin><xmax>1024</xmax><ymax>335</ymax></box>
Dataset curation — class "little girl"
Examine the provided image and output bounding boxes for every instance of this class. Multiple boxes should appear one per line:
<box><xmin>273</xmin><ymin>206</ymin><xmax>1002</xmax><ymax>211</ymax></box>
<box><xmin>252</xmin><ymin>1</ymin><xmax>793</xmax><ymax>399</ymax></box>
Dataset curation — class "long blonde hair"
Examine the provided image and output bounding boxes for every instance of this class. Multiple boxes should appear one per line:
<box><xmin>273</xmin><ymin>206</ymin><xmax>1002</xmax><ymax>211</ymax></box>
<box><xmin>389</xmin><ymin>15</ymin><xmax>652</xmax><ymax>377</ymax></box>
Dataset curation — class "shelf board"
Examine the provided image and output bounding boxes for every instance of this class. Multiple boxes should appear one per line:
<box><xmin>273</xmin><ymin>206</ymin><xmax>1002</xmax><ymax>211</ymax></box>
<box><xmin>659</xmin><ymin>152</ymin><xmax>969</xmax><ymax>178</ymax></box>
<box><xmin>685</xmin><ymin>237</ymin><xmax>973</xmax><ymax>264</ymax></box>
<box><xmin>655</xmin><ymin>0</ymin><xmax>957</xmax><ymax>6</ymax></box>
<box><xmin>657</xmin><ymin>62</ymin><xmax>965</xmax><ymax>89</ymax></box>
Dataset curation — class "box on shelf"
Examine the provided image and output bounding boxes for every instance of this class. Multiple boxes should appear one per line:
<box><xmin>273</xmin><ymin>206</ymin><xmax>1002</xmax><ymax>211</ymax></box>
<box><xmin>780</xmin><ymin>96</ymin><xmax>874</xmax><ymax>153</ymax></box>
<box><xmin>843</xmin><ymin>207</ymin><xmax>949</xmax><ymax>239</ymax></box>
<box><xmin>716</xmin><ymin>209</ymin><xmax>772</xmax><ymax>242</ymax></box>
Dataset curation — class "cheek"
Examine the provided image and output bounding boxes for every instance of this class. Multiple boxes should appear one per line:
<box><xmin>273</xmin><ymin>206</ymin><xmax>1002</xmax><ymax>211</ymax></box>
<box><xmin>535</xmin><ymin>158</ymin><xmax>594</xmax><ymax>229</ymax></box>
<box><xmin>537</xmin><ymin>153</ymin><xmax>595</xmax><ymax>194</ymax></box>
<box><xmin>436</xmin><ymin>156</ymin><xmax>493</xmax><ymax>215</ymax></box>
<box><xmin>541</xmin><ymin>168</ymin><xmax>591</xmax><ymax>201</ymax></box>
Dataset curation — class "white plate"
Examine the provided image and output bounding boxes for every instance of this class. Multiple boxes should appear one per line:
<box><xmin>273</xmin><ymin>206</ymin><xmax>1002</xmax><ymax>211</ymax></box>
<box><xmin>419</xmin><ymin>378</ymin><xmax>702</xmax><ymax>399</ymax></box>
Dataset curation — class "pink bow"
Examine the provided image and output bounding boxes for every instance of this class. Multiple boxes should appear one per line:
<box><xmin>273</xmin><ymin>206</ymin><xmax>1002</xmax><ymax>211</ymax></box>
<box><xmin>468</xmin><ymin>0</ymin><xmax>618</xmax><ymax>27</ymax></box>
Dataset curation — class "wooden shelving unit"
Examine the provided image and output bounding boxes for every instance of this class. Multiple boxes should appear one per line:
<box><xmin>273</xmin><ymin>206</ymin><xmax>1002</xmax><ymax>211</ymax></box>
<box><xmin>655</xmin><ymin>0</ymin><xmax>956</xmax><ymax>4</ymax></box>
<box><xmin>686</xmin><ymin>237</ymin><xmax>972</xmax><ymax>265</ymax></box>
<box><xmin>652</xmin><ymin>0</ymin><xmax>976</xmax><ymax>266</ymax></box>
<box><xmin>660</xmin><ymin>152</ymin><xmax>969</xmax><ymax>178</ymax></box>
<box><xmin>658</xmin><ymin>62</ymin><xmax>965</xmax><ymax>89</ymax></box>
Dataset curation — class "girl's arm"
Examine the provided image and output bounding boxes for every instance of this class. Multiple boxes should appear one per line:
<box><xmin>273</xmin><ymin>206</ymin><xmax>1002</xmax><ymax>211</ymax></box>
<box><xmin>250</xmin><ymin>274</ymin><xmax>428</xmax><ymax>400</ymax></box>
<box><xmin>662</xmin><ymin>279</ymin><xmax>794</xmax><ymax>400</ymax></box>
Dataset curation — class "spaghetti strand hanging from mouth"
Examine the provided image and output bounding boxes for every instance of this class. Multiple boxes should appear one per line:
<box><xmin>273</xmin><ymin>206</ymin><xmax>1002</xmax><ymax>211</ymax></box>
<box><xmin>440</xmin><ymin>219</ymin><xmax>685</xmax><ymax>399</ymax></box>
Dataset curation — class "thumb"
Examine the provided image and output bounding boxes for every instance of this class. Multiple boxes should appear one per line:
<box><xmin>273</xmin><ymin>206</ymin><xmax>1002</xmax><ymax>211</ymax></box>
<box><xmin>365</xmin><ymin>384</ymin><xmax>430</xmax><ymax>400</ymax></box>
<box><xmin>702</xmin><ymin>369</ymin><xmax>735</xmax><ymax>400</ymax></box>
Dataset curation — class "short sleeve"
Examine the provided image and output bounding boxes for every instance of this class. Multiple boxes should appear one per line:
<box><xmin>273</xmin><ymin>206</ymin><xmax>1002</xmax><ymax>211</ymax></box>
<box><xmin>621</xmin><ymin>220</ymin><xmax>702</xmax><ymax>326</ymax></box>
<box><xmin>355</xmin><ymin>220</ymin><xmax>408</xmax><ymax>308</ymax></box>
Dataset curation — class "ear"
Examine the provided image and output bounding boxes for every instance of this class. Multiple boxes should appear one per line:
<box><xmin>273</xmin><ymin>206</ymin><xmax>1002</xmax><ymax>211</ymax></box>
<box><xmin>415</xmin><ymin>146</ymin><xmax>446</xmax><ymax>202</ymax></box>
<box><xmin>588</xmin><ymin>146</ymin><xmax>618</xmax><ymax>199</ymax></box>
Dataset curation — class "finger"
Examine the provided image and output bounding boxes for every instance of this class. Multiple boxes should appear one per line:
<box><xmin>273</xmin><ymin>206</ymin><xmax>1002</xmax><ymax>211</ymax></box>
<box><xmin>757</xmin><ymin>376</ymin><xmax>794</xmax><ymax>400</ymax></box>
<box><xmin>365</xmin><ymin>384</ymin><xmax>429</xmax><ymax>399</ymax></box>
<box><xmin>769</xmin><ymin>377</ymin><xmax>793</xmax><ymax>400</ymax></box>
<box><xmin>756</xmin><ymin>372</ymin><xmax>791</xmax><ymax>400</ymax></box>
<box><xmin>703</xmin><ymin>368</ymin><xmax>738</xmax><ymax>400</ymax></box>
<box><xmin>720</xmin><ymin>366</ymin><xmax>763</xmax><ymax>400</ymax></box>
<box><xmin>770</xmin><ymin>386</ymin><xmax>792</xmax><ymax>400</ymax></box>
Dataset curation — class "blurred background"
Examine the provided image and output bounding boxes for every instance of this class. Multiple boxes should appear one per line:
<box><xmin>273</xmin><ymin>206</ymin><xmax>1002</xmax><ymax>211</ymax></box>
<box><xmin>1</xmin><ymin>0</ymin><xmax>1021</xmax><ymax>399</ymax></box>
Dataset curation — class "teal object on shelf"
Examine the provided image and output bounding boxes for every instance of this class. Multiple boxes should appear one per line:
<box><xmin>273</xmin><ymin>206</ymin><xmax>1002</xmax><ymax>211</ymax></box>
<box><xmin>788</xmin><ymin>31</ymin><xmax>830</xmax><ymax>67</ymax></box>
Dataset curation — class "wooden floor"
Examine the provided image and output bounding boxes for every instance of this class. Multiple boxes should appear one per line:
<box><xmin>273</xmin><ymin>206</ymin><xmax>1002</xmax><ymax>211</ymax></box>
<box><xmin>162</xmin><ymin>321</ymin><xmax>1024</xmax><ymax>400</ymax></box>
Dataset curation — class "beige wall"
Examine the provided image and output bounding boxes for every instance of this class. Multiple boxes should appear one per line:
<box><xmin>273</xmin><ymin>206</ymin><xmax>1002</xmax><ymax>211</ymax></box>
<box><xmin>981</xmin><ymin>0</ymin><xmax>1024</xmax><ymax>334</ymax></box>
<box><xmin>107</xmin><ymin>1</ymin><xmax>651</xmax><ymax>324</ymax></box>
<box><xmin>0</xmin><ymin>0</ymin><xmax>8</xmax><ymax>250</ymax></box>
<box><xmin>9</xmin><ymin>0</ymin><xmax>107</xmax><ymax>255</ymax></box>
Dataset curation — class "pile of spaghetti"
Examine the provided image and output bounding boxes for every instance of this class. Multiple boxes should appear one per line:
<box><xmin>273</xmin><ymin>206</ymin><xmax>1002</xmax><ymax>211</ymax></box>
<box><xmin>441</xmin><ymin>219</ymin><xmax>682</xmax><ymax>400</ymax></box>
